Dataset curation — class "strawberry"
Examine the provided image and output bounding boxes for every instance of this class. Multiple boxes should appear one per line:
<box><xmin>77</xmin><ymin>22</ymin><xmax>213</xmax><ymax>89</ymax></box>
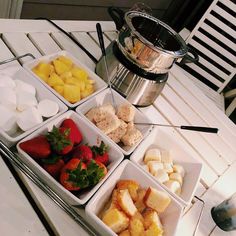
<box><xmin>61</xmin><ymin>118</ymin><xmax>82</xmax><ymax>144</ymax></box>
<box><xmin>60</xmin><ymin>159</ymin><xmax>106</xmax><ymax>191</ymax></box>
<box><xmin>72</xmin><ymin>145</ymin><xmax>93</xmax><ymax>162</ymax></box>
<box><xmin>91</xmin><ymin>141</ymin><xmax>109</xmax><ymax>166</ymax></box>
<box><xmin>19</xmin><ymin>135</ymin><xmax>51</xmax><ymax>159</ymax></box>
<box><xmin>42</xmin><ymin>155</ymin><xmax>65</xmax><ymax>178</ymax></box>
<box><xmin>46</xmin><ymin>126</ymin><xmax>74</xmax><ymax>155</ymax></box>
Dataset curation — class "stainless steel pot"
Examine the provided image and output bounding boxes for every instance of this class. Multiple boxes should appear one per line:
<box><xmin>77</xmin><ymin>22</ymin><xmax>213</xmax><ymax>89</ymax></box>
<box><xmin>109</xmin><ymin>9</ymin><xmax>199</xmax><ymax>74</ymax></box>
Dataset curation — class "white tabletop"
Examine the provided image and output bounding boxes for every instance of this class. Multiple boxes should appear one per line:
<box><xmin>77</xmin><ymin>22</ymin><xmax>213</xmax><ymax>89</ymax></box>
<box><xmin>0</xmin><ymin>19</ymin><xmax>235</xmax><ymax>236</ymax></box>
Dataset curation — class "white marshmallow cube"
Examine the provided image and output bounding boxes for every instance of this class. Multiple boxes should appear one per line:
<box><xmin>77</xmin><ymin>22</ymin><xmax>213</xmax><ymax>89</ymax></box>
<box><xmin>144</xmin><ymin>148</ymin><xmax>161</xmax><ymax>163</ymax></box>
<box><xmin>154</xmin><ymin>169</ymin><xmax>169</xmax><ymax>183</ymax></box>
<box><xmin>169</xmin><ymin>172</ymin><xmax>183</xmax><ymax>186</ymax></box>
<box><xmin>173</xmin><ymin>164</ymin><xmax>185</xmax><ymax>178</ymax></box>
<box><xmin>163</xmin><ymin>163</ymin><xmax>173</xmax><ymax>173</ymax></box>
<box><xmin>17</xmin><ymin>107</ymin><xmax>43</xmax><ymax>131</ymax></box>
<box><xmin>37</xmin><ymin>99</ymin><xmax>59</xmax><ymax>118</ymax></box>
<box><xmin>147</xmin><ymin>161</ymin><xmax>164</xmax><ymax>176</ymax></box>
<box><xmin>0</xmin><ymin>87</ymin><xmax>17</xmax><ymax>110</ymax></box>
<box><xmin>164</xmin><ymin>180</ymin><xmax>181</xmax><ymax>195</ymax></box>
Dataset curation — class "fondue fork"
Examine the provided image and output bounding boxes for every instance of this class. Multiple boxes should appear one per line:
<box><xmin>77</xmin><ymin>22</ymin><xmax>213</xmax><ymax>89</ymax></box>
<box><xmin>96</xmin><ymin>23</ymin><xmax>116</xmax><ymax>108</ymax></box>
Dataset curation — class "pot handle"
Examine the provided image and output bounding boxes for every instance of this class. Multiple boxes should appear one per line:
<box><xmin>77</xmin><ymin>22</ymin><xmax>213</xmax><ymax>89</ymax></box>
<box><xmin>179</xmin><ymin>47</ymin><xmax>199</xmax><ymax>65</ymax></box>
<box><xmin>108</xmin><ymin>6</ymin><xmax>125</xmax><ymax>30</ymax></box>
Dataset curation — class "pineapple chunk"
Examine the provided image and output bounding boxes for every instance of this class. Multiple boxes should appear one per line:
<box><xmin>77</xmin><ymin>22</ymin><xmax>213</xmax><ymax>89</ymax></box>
<box><xmin>71</xmin><ymin>67</ymin><xmax>88</xmax><ymax>80</ymax></box>
<box><xmin>34</xmin><ymin>62</ymin><xmax>54</xmax><ymax>78</ymax></box>
<box><xmin>64</xmin><ymin>84</ymin><xmax>80</xmax><ymax>103</ymax></box>
<box><xmin>53</xmin><ymin>85</ymin><xmax>64</xmax><ymax>96</ymax></box>
<box><xmin>60</xmin><ymin>71</ymin><xmax>73</xmax><ymax>81</ymax></box>
<box><xmin>53</xmin><ymin>59</ymin><xmax>70</xmax><ymax>75</ymax></box>
<box><xmin>48</xmin><ymin>73</ymin><xmax>64</xmax><ymax>87</ymax></box>
<box><xmin>58</xmin><ymin>55</ymin><xmax>73</xmax><ymax>68</ymax></box>
<box><xmin>64</xmin><ymin>77</ymin><xmax>81</xmax><ymax>86</ymax></box>
<box><xmin>32</xmin><ymin>69</ymin><xmax>48</xmax><ymax>83</ymax></box>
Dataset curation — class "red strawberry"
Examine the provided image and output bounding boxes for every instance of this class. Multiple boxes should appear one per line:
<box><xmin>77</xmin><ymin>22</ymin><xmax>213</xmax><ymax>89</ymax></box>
<box><xmin>19</xmin><ymin>135</ymin><xmax>51</xmax><ymax>159</ymax></box>
<box><xmin>61</xmin><ymin>118</ymin><xmax>82</xmax><ymax>144</ymax></box>
<box><xmin>91</xmin><ymin>141</ymin><xmax>109</xmax><ymax>166</ymax></box>
<box><xmin>95</xmin><ymin>160</ymin><xmax>108</xmax><ymax>176</ymax></box>
<box><xmin>42</xmin><ymin>155</ymin><xmax>65</xmax><ymax>178</ymax></box>
<box><xmin>46</xmin><ymin>126</ymin><xmax>74</xmax><ymax>155</ymax></box>
<box><xmin>72</xmin><ymin>145</ymin><xmax>93</xmax><ymax>162</ymax></box>
<box><xmin>60</xmin><ymin>159</ymin><xmax>106</xmax><ymax>191</ymax></box>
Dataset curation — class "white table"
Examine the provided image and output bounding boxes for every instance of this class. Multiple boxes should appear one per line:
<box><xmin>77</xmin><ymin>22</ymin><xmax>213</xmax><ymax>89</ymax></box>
<box><xmin>0</xmin><ymin>19</ymin><xmax>236</xmax><ymax>236</ymax></box>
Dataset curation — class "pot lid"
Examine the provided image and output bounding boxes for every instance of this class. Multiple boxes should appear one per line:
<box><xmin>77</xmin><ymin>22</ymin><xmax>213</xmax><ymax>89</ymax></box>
<box><xmin>125</xmin><ymin>11</ymin><xmax>188</xmax><ymax>58</ymax></box>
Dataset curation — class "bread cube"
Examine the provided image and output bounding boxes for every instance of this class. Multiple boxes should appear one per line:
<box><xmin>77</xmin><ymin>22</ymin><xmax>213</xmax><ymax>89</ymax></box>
<box><xmin>129</xmin><ymin>217</ymin><xmax>145</xmax><ymax>236</ymax></box>
<box><xmin>134</xmin><ymin>189</ymin><xmax>147</xmax><ymax>213</ymax></box>
<box><xmin>93</xmin><ymin>104</ymin><xmax>115</xmax><ymax>123</ymax></box>
<box><xmin>96</xmin><ymin>113</ymin><xmax>120</xmax><ymax>134</ymax></box>
<box><xmin>108</xmin><ymin>119</ymin><xmax>127</xmax><ymax>143</ymax></box>
<box><xmin>143</xmin><ymin>209</ymin><xmax>163</xmax><ymax>230</ymax></box>
<box><xmin>119</xmin><ymin>230</ymin><xmax>131</xmax><ymax>236</ymax></box>
<box><xmin>121</xmin><ymin>127</ymin><xmax>143</xmax><ymax>146</ymax></box>
<box><xmin>144</xmin><ymin>187</ymin><xmax>171</xmax><ymax>213</ymax></box>
<box><xmin>116</xmin><ymin>180</ymin><xmax>139</xmax><ymax>202</ymax></box>
<box><xmin>117</xmin><ymin>189</ymin><xmax>137</xmax><ymax>217</ymax></box>
<box><xmin>144</xmin><ymin>223</ymin><xmax>163</xmax><ymax>236</ymax></box>
<box><xmin>102</xmin><ymin>208</ymin><xmax>129</xmax><ymax>234</ymax></box>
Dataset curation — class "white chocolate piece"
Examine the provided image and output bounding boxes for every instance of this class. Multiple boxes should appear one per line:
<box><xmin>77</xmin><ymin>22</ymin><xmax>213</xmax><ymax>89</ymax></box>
<box><xmin>173</xmin><ymin>164</ymin><xmax>185</xmax><ymax>178</ymax></box>
<box><xmin>164</xmin><ymin>180</ymin><xmax>181</xmax><ymax>195</ymax></box>
<box><xmin>154</xmin><ymin>169</ymin><xmax>169</xmax><ymax>183</ymax></box>
<box><xmin>14</xmin><ymin>79</ymin><xmax>36</xmax><ymax>95</ymax></box>
<box><xmin>16</xmin><ymin>91</ymin><xmax>38</xmax><ymax>111</ymax></box>
<box><xmin>0</xmin><ymin>74</ymin><xmax>16</xmax><ymax>88</ymax></box>
<box><xmin>169</xmin><ymin>172</ymin><xmax>183</xmax><ymax>186</ymax></box>
<box><xmin>144</xmin><ymin>148</ymin><xmax>161</xmax><ymax>163</ymax></box>
<box><xmin>37</xmin><ymin>99</ymin><xmax>59</xmax><ymax>118</ymax></box>
<box><xmin>0</xmin><ymin>105</ymin><xmax>17</xmax><ymax>135</ymax></box>
<box><xmin>17</xmin><ymin>107</ymin><xmax>43</xmax><ymax>131</ymax></box>
<box><xmin>163</xmin><ymin>163</ymin><xmax>173</xmax><ymax>173</ymax></box>
<box><xmin>161</xmin><ymin>150</ymin><xmax>173</xmax><ymax>164</ymax></box>
<box><xmin>0</xmin><ymin>87</ymin><xmax>17</xmax><ymax>110</ymax></box>
<box><xmin>147</xmin><ymin>161</ymin><xmax>164</xmax><ymax>176</ymax></box>
<box><xmin>117</xmin><ymin>103</ymin><xmax>135</xmax><ymax>122</ymax></box>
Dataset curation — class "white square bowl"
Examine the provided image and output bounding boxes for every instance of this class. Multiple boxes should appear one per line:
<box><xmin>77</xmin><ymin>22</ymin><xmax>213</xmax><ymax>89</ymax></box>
<box><xmin>16</xmin><ymin>110</ymin><xmax>124</xmax><ymax>205</ymax></box>
<box><xmin>0</xmin><ymin>67</ymin><xmax>68</xmax><ymax>147</ymax></box>
<box><xmin>76</xmin><ymin>88</ymin><xmax>153</xmax><ymax>155</ymax></box>
<box><xmin>130</xmin><ymin>127</ymin><xmax>203</xmax><ymax>206</ymax></box>
<box><xmin>85</xmin><ymin>160</ymin><xmax>183</xmax><ymax>236</ymax></box>
<box><xmin>23</xmin><ymin>50</ymin><xmax>107</xmax><ymax>108</ymax></box>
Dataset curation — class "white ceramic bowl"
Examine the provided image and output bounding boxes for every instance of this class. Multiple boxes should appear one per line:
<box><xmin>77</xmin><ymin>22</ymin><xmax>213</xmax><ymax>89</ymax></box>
<box><xmin>17</xmin><ymin>110</ymin><xmax>124</xmax><ymax>205</ymax></box>
<box><xmin>130</xmin><ymin>127</ymin><xmax>203</xmax><ymax>206</ymax></box>
<box><xmin>23</xmin><ymin>50</ymin><xmax>107</xmax><ymax>108</ymax></box>
<box><xmin>0</xmin><ymin>67</ymin><xmax>67</xmax><ymax>147</ymax></box>
<box><xmin>85</xmin><ymin>160</ymin><xmax>183</xmax><ymax>236</ymax></box>
<box><xmin>76</xmin><ymin>88</ymin><xmax>153</xmax><ymax>155</ymax></box>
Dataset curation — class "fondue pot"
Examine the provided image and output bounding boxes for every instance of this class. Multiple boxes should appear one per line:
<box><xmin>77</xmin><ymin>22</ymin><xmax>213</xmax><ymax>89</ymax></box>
<box><xmin>96</xmin><ymin>9</ymin><xmax>198</xmax><ymax>106</ymax></box>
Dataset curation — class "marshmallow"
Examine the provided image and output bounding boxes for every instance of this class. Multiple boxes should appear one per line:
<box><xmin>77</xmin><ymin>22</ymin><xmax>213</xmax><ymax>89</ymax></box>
<box><xmin>37</xmin><ymin>99</ymin><xmax>59</xmax><ymax>118</ymax></box>
<box><xmin>147</xmin><ymin>161</ymin><xmax>164</xmax><ymax>176</ymax></box>
<box><xmin>16</xmin><ymin>91</ymin><xmax>38</xmax><ymax>111</ymax></box>
<box><xmin>164</xmin><ymin>180</ymin><xmax>181</xmax><ymax>195</ymax></box>
<box><xmin>161</xmin><ymin>150</ymin><xmax>173</xmax><ymax>164</ymax></box>
<box><xmin>0</xmin><ymin>87</ymin><xmax>17</xmax><ymax>110</ymax></box>
<box><xmin>144</xmin><ymin>148</ymin><xmax>161</xmax><ymax>163</ymax></box>
<box><xmin>15</xmin><ymin>79</ymin><xmax>36</xmax><ymax>95</ymax></box>
<box><xmin>163</xmin><ymin>163</ymin><xmax>173</xmax><ymax>173</ymax></box>
<box><xmin>17</xmin><ymin>107</ymin><xmax>43</xmax><ymax>131</ymax></box>
<box><xmin>0</xmin><ymin>105</ymin><xmax>17</xmax><ymax>135</ymax></box>
<box><xmin>173</xmin><ymin>164</ymin><xmax>185</xmax><ymax>178</ymax></box>
<box><xmin>0</xmin><ymin>74</ymin><xmax>16</xmax><ymax>88</ymax></box>
<box><xmin>169</xmin><ymin>172</ymin><xmax>183</xmax><ymax>186</ymax></box>
<box><xmin>154</xmin><ymin>169</ymin><xmax>169</xmax><ymax>183</ymax></box>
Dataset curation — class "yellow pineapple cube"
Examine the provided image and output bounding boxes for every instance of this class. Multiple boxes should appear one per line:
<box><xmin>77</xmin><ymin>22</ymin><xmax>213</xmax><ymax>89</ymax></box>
<box><xmin>48</xmin><ymin>73</ymin><xmax>64</xmax><ymax>87</ymax></box>
<box><xmin>58</xmin><ymin>56</ymin><xmax>73</xmax><ymax>68</ymax></box>
<box><xmin>71</xmin><ymin>67</ymin><xmax>88</xmax><ymax>80</ymax></box>
<box><xmin>60</xmin><ymin>71</ymin><xmax>73</xmax><ymax>81</ymax></box>
<box><xmin>64</xmin><ymin>84</ymin><xmax>80</xmax><ymax>103</ymax></box>
<box><xmin>53</xmin><ymin>85</ymin><xmax>64</xmax><ymax>96</ymax></box>
<box><xmin>33</xmin><ymin>69</ymin><xmax>48</xmax><ymax>83</ymax></box>
<box><xmin>53</xmin><ymin>59</ymin><xmax>70</xmax><ymax>75</ymax></box>
<box><xmin>34</xmin><ymin>62</ymin><xmax>54</xmax><ymax>78</ymax></box>
<box><xmin>64</xmin><ymin>77</ymin><xmax>81</xmax><ymax>86</ymax></box>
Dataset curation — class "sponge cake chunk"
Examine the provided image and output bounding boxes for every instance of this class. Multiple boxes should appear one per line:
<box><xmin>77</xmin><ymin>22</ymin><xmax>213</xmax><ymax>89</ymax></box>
<box><xmin>117</xmin><ymin>189</ymin><xmax>138</xmax><ymax>217</ymax></box>
<box><xmin>102</xmin><ymin>208</ymin><xmax>129</xmax><ymax>234</ymax></box>
<box><xmin>144</xmin><ymin>187</ymin><xmax>171</xmax><ymax>213</ymax></box>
